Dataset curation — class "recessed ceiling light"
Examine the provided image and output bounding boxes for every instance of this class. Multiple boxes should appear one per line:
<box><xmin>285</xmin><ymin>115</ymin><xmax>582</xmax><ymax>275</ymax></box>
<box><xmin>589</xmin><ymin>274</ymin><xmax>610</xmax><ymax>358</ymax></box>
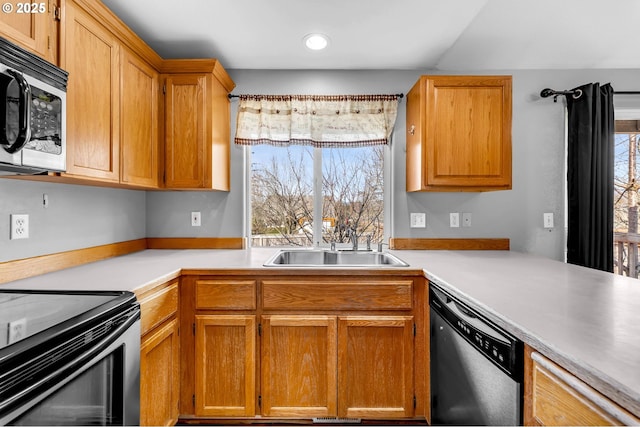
<box><xmin>303</xmin><ymin>33</ymin><xmax>329</xmax><ymax>51</ymax></box>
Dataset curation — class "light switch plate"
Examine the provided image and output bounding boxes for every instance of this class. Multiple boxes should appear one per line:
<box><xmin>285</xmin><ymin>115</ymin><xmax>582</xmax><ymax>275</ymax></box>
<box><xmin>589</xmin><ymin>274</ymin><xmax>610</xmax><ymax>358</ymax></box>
<box><xmin>191</xmin><ymin>211</ymin><xmax>201</xmax><ymax>227</ymax></box>
<box><xmin>410</xmin><ymin>213</ymin><xmax>426</xmax><ymax>228</ymax></box>
<box><xmin>543</xmin><ymin>213</ymin><xmax>554</xmax><ymax>228</ymax></box>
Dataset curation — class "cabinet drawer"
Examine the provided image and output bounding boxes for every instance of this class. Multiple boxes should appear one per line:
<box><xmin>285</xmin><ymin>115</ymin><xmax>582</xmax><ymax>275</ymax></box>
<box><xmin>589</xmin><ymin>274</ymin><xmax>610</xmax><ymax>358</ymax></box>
<box><xmin>262</xmin><ymin>280</ymin><xmax>413</xmax><ymax>310</ymax></box>
<box><xmin>196</xmin><ymin>279</ymin><xmax>257</xmax><ymax>310</ymax></box>
<box><xmin>530</xmin><ymin>352</ymin><xmax>639</xmax><ymax>426</ymax></box>
<box><xmin>139</xmin><ymin>281</ymin><xmax>179</xmax><ymax>336</ymax></box>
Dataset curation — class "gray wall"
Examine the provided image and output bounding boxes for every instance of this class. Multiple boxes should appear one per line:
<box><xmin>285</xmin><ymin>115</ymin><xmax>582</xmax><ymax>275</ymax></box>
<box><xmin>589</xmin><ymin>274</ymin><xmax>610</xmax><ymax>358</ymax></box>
<box><xmin>0</xmin><ymin>180</ymin><xmax>145</xmax><ymax>262</ymax></box>
<box><xmin>3</xmin><ymin>69</ymin><xmax>639</xmax><ymax>263</ymax></box>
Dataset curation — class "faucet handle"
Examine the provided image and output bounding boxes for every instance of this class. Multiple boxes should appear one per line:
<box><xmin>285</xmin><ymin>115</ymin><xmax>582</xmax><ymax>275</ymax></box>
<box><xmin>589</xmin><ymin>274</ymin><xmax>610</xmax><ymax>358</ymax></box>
<box><xmin>366</xmin><ymin>235</ymin><xmax>371</xmax><ymax>251</ymax></box>
<box><xmin>377</xmin><ymin>241</ymin><xmax>389</xmax><ymax>252</ymax></box>
<box><xmin>330</xmin><ymin>241</ymin><xmax>336</xmax><ymax>251</ymax></box>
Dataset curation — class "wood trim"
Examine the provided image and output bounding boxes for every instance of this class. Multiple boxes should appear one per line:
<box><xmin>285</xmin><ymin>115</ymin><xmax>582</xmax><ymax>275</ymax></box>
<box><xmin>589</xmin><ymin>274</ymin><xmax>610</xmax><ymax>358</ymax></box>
<box><xmin>0</xmin><ymin>237</ymin><xmax>241</xmax><ymax>285</ymax></box>
<box><xmin>0</xmin><ymin>238</ymin><xmax>147</xmax><ymax>285</ymax></box>
<box><xmin>523</xmin><ymin>344</ymin><xmax>540</xmax><ymax>426</ymax></box>
<box><xmin>146</xmin><ymin>237</ymin><xmax>245</xmax><ymax>249</ymax></box>
<box><xmin>159</xmin><ymin>59</ymin><xmax>236</xmax><ymax>93</ymax></box>
<box><xmin>69</xmin><ymin>0</ymin><xmax>163</xmax><ymax>69</ymax></box>
<box><xmin>390</xmin><ymin>238</ymin><xmax>510</xmax><ymax>250</ymax></box>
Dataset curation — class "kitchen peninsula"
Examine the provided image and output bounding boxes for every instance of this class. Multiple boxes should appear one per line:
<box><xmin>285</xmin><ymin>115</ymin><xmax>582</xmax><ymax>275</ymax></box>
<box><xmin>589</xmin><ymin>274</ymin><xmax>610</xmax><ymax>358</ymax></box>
<box><xmin>2</xmin><ymin>247</ymin><xmax>639</xmax><ymax>425</ymax></box>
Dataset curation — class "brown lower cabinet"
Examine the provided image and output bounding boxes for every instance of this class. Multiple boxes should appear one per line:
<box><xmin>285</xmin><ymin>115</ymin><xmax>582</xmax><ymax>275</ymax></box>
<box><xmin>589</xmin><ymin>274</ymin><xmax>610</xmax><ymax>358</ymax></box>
<box><xmin>260</xmin><ymin>315</ymin><xmax>414</xmax><ymax>418</ymax></box>
<box><xmin>261</xmin><ymin>315</ymin><xmax>337</xmax><ymax>417</ymax></box>
<box><xmin>140</xmin><ymin>318</ymin><xmax>180</xmax><ymax>425</ymax></box>
<box><xmin>137</xmin><ymin>280</ymin><xmax>180</xmax><ymax>426</ymax></box>
<box><xmin>524</xmin><ymin>345</ymin><xmax>640</xmax><ymax>426</ymax></box>
<box><xmin>179</xmin><ymin>274</ymin><xmax>424</xmax><ymax>422</ymax></box>
<box><xmin>337</xmin><ymin>316</ymin><xmax>415</xmax><ymax>418</ymax></box>
<box><xmin>194</xmin><ymin>314</ymin><xmax>256</xmax><ymax>416</ymax></box>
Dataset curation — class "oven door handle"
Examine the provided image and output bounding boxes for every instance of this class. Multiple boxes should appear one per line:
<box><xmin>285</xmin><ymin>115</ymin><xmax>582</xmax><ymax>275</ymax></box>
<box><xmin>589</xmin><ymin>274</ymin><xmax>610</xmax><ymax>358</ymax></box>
<box><xmin>2</xmin><ymin>69</ymin><xmax>31</xmax><ymax>154</ymax></box>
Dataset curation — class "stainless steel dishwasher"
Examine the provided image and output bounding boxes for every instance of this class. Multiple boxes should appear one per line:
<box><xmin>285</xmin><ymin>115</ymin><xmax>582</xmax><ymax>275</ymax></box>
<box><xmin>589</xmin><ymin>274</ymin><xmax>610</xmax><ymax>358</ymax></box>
<box><xmin>430</xmin><ymin>283</ymin><xmax>523</xmax><ymax>425</ymax></box>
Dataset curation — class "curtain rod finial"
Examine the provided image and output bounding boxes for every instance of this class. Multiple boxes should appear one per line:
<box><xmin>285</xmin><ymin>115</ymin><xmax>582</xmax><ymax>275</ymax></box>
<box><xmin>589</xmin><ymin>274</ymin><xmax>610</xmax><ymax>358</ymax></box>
<box><xmin>540</xmin><ymin>88</ymin><xmax>555</xmax><ymax>98</ymax></box>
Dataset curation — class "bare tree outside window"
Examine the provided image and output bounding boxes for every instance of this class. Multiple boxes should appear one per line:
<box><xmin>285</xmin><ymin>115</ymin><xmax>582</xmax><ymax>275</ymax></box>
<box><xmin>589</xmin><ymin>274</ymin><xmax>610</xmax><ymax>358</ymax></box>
<box><xmin>613</xmin><ymin>120</ymin><xmax>640</xmax><ymax>278</ymax></box>
<box><xmin>251</xmin><ymin>145</ymin><xmax>384</xmax><ymax>248</ymax></box>
<box><xmin>322</xmin><ymin>146</ymin><xmax>384</xmax><ymax>245</ymax></box>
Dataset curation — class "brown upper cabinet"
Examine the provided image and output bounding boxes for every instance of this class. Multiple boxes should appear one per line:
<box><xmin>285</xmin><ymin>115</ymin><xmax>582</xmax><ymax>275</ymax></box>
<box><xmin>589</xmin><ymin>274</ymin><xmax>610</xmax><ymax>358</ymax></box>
<box><xmin>406</xmin><ymin>75</ymin><xmax>512</xmax><ymax>192</ymax></box>
<box><xmin>62</xmin><ymin>1</ymin><xmax>121</xmax><ymax>182</ymax></box>
<box><xmin>120</xmin><ymin>48</ymin><xmax>160</xmax><ymax>188</ymax></box>
<box><xmin>161</xmin><ymin>60</ymin><xmax>235</xmax><ymax>190</ymax></box>
<box><xmin>3</xmin><ymin>0</ymin><xmax>234</xmax><ymax>191</ymax></box>
<box><xmin>0</xmin><ymin>0</ymin><xmax>60</xmax><ymax>64</ymax></box>
<box><xmin>61</xmin><ymin>0</ymin><xmax>162</xmax><ymax>188</ymax></box>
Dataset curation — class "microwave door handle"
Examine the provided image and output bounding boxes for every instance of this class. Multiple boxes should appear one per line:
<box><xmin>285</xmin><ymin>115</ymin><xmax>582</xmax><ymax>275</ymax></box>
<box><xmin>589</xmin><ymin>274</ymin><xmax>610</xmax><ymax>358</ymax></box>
<box><xmin>4</xmin><ymin>69</ymin><xmax>31</xmax><ymax>153</ymax></box>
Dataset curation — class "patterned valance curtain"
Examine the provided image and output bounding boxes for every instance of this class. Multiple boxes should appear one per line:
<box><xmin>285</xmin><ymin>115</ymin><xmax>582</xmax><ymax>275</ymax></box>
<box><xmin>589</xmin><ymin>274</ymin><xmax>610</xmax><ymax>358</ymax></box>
<box><xmin>234</xmin><ymin>94</ymin><xmax>400</xmax><ymax>147</ymax></box>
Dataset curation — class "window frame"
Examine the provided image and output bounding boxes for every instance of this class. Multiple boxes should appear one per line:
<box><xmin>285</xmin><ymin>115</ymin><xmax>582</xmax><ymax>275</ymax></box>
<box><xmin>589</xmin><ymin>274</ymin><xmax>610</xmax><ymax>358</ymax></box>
<box><xmin>244</xmin><ymin>143</ymin><xmax>392</xmax><ymax>249</ymax></box>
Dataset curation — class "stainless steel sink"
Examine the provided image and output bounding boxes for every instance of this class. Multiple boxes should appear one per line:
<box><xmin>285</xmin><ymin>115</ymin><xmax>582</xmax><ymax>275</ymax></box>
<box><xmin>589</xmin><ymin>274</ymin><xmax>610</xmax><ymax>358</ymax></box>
<box><xmin>263</xmin><ymin>249</ymin><xmax>409</xmax><ymax>267</ymax></box>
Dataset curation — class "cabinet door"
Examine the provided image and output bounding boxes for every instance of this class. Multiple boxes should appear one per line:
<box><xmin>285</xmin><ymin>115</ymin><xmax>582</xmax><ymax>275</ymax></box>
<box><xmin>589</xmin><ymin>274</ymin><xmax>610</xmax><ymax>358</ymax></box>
<box><xmin>140</xmin><ymin>318</ymin><xmax>180</xmax><ymax>426</ymax></box>
<box><xmin>525</xmin><ymin>350</ymin><xmax>640</xmax><ymax>426</ymax></box>
<box><xmin>337</xmin><ymin>316</ymin><xmax>414</xmax><ymax>418</ymax></box>
<box><xmin>261</xmin><ymin>315</ymin><xmax>337</xmax><ymax>417</ymax></box>
<box><xmin>63</xmin><ymin>2</ymin><xmax>120</xmax><ymax>181</ymax></box>
<box><xmin>164</xmin><ymin>74</ymin><xmax>208</xmax><ymax>189</ymax></box>
<box><xmin>195</xmin><ymin>315</ymin><xmax>256</xmax><ymax>417</ymax></box>
<box><xmin>120</xmin><ymin>48</ymin><xmax>159</xmax><ymax>187</ymax></box>
<box><xmin>407</xmin><ymin>75</ymin><xmax>512</xmax><ymax>191</ymax></box>
<box><xmin>0</xmin><ymin>0</ymin><xmax>55</xmax><ymax>63</ymax></box>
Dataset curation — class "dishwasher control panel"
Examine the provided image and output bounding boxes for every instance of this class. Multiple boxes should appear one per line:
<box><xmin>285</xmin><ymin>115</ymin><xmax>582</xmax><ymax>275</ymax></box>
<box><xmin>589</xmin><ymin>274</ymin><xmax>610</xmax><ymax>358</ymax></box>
<box><xmin>430</xmin><ymin>285</ymin><xmax>521</xmax><ymax>378</ymax></box>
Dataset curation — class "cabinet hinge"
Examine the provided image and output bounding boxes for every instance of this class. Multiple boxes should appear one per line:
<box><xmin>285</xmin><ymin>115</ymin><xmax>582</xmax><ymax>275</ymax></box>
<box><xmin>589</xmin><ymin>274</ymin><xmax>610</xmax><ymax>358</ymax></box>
<box><xmin>192</xmin><ymin>323</ymin><xmax>195</xmax><ymax>336</ymax></box>
<box><xmin>258</xmin><ymin>395</ymin><xmax>261</xmax><ymax>408</ymax></box>
<box><xmin>413</xmin><ymin>395</ymin><xmax>417</xmax><ymax>409</ymax></box>
<box><xmin>177</xmin><ymin>327</ymin><xmax>180</xmax><ymax>336</ymax></box>
<box><xmin>413</xmin><ymin>323</ymin><xmax>416</xmax><ymax>337</ymax></box>
<box><xmin>162</xmin><ymin>84</ymin><xmax>166</xmax><ymax>95</ymax></box>
<box><xmin>192</xmin><ymin>394</ymin><xmax>195</xmax><ymax>407</ymax></box>
<box><xmin>258</xmin><ymin>323</ymin><xmax>262</xmax><ymax>337</ymax></box>
<box><xmin>53</xmin><ymin>6</ymin><xmax>61</xmax><ymax>21</ymax></box>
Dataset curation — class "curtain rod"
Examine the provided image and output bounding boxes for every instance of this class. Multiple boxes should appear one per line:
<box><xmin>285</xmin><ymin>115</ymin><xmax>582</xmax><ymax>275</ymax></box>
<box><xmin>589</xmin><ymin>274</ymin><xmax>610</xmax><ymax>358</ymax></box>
<box><xmin>228</xmin><ymin>93</ymin><xmax>404</xmax><ymax>99</ymax></box>
<box><xmin>540</xmin><ymin>87</ymin><xmax>640</xmax><ymax>102</ymax></box>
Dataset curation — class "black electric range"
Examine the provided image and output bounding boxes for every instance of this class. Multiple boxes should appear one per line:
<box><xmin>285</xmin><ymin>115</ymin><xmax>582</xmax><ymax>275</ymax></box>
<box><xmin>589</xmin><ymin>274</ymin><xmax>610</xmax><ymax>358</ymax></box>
<box><xmin>0</xmin><ymin>289</ymin><xmax>140</xmax><ymax>425</ymax></box>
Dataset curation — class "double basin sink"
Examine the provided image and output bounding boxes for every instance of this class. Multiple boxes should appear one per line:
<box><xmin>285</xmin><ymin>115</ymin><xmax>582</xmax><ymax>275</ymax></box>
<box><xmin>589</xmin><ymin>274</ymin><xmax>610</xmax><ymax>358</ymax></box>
<box><xmin>264</xmin><ymin>249</ymin><xmax>409</xmax><ymax>267</ymax></box>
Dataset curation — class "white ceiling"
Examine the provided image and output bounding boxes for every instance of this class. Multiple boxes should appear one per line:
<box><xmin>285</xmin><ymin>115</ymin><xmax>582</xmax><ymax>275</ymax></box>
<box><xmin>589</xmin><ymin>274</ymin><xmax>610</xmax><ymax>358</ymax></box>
<box><xmin>101</xmin><ymin>0</ymin><xmax>640</xmax><ymax>70</ymax></box>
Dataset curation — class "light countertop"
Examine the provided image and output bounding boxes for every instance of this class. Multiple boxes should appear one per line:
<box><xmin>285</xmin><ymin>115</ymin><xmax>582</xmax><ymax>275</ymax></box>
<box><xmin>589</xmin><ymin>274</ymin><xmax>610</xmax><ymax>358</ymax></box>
<box><xmin>2</xmin><ymin>247</ymin><xmax>639</xmax><ymax>417</ymax></box>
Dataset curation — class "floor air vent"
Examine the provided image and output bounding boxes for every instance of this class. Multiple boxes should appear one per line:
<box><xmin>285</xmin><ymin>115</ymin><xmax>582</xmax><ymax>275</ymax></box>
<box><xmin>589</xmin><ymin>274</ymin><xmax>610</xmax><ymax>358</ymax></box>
<box><xmin>312</xmin><ymin>418</ymin><xmax>361</xmax><ymax>424</ymax></box>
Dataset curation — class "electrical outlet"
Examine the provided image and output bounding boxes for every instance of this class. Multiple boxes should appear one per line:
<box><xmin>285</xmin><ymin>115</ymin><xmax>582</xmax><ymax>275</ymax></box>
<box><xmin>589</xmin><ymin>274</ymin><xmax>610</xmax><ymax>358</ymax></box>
<box><xmin>8</xmin><ymin>318</ymin><xmax>27</xmax><ymax>344</ymax></box>
<box><xmin>191</xmin><ymin>211</ymin><xmax>201</xmax><ymax>227</ymax></box>
<box><xmin>410</xmin><ymin>213</ymin><xmax>426</xmax><ymax>228</ymax></box>
<box><xmin>10</xmin><ymin>214</ymin><xmax>29</xmax><ymax>240</ymax></box>
<box><xmin>543</xmin><ymin>213</ymin><xmax>554</xmax><ymax>228</ymax></box>
<box><xmin>450</xmin><ymin>213</ymin><xmax>460</xmax><ymax>228</ymax></box>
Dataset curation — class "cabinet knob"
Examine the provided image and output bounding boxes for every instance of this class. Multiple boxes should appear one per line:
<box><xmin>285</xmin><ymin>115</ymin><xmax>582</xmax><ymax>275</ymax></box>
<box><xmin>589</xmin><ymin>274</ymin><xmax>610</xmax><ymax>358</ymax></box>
<box><xmin>408</xmin><ymin>125</ymin><xmax>415</xmax><ymax>136</ymax></box>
